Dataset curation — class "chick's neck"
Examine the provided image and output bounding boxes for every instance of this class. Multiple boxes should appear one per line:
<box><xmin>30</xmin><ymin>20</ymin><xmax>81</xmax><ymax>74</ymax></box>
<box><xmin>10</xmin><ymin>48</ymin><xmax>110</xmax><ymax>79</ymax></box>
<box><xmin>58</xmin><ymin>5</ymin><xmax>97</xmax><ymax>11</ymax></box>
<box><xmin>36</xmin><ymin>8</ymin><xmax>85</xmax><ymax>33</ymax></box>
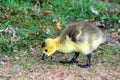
<box><xmin>53</xmin><ymin>37</ymin><xmax>62</xmax><ymax>50</ymax></box>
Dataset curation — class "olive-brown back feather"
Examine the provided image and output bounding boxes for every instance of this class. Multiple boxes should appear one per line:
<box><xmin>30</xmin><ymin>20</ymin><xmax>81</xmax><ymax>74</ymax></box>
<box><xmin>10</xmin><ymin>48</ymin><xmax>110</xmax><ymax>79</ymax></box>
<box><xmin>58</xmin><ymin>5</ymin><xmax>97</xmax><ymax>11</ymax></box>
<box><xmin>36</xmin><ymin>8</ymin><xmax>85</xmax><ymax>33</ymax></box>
<box><xmin>59</xmin><ymin>21</ymin><xmax>103</xmax><ymax>44</ymax></box>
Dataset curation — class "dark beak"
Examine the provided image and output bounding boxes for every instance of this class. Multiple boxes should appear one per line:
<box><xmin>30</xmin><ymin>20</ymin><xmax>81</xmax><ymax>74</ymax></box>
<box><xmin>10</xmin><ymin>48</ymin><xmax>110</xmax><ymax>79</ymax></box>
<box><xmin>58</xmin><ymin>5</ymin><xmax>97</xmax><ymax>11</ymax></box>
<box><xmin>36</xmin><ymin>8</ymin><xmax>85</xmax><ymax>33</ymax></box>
<box><xmin>42</xmin><ymin>54</ymin><xmax>47</xmax><ymax>60</ymax></box>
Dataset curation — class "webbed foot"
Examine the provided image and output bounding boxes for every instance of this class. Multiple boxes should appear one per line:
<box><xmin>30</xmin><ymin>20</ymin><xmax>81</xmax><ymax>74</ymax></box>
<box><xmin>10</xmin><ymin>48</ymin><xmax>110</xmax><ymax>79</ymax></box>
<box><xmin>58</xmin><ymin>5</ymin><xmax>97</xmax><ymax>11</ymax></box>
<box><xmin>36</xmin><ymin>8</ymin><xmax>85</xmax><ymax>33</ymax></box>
<box><xmin>78</xmin><ymin>54</ymin><xmax>91</xmax><ymax>68</ymax></box>
<box><xmin>78</xmin><ymin>64</ymin><xmax>91</xmax><ymax>68</ymax></box>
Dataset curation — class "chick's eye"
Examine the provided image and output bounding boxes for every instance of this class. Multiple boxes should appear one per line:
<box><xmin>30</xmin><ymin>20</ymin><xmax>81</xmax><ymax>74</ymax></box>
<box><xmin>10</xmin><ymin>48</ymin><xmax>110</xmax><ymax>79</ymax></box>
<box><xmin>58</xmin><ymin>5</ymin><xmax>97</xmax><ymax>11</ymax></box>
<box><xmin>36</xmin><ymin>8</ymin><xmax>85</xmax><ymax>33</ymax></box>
<box><xmin>45</xmin><ymin>49</ymin><xmax>48</xmax><ymax>52</ymax></box>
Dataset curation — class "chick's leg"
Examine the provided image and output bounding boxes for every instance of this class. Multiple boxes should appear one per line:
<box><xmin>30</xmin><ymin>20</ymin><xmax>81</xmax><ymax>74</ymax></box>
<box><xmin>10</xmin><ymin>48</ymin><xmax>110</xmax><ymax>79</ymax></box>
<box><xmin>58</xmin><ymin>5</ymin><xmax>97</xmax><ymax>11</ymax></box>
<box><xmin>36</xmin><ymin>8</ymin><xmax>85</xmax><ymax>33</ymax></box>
<box><xmin>70</xmin><ymin>52</ymin><xmax>79</xmax><ymax>63</ymax></box>
<box><xmin>78</xmin><ymin>53</ymin><xmax>91</xmax><ymax>68</ymax></box>
<box><xmin>60</xmin><ymin>52</ymin><xmax>79</xmax><ymax>64</ymax></box>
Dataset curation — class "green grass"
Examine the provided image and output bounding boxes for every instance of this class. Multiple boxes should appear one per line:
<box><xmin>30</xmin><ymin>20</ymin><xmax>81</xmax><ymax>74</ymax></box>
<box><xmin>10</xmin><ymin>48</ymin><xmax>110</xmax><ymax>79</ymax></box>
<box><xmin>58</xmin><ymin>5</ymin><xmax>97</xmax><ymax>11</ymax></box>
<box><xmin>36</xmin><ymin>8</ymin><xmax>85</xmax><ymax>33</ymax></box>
<box><xmin>1</xmin><ymin>0</ymin><xmax>120</xmax><ymax>28</ymax></box>
<box><xmin>0</xmin><ymin>0</ymin><xmax>120</xmax><ymax>69</ymax></box>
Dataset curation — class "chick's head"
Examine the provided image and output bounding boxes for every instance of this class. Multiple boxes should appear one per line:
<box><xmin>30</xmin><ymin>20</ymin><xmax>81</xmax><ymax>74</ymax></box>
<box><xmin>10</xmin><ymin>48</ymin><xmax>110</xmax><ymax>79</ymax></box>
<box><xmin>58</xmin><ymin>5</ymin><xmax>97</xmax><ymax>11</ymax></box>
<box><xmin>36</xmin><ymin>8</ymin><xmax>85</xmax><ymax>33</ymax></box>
<box><xmin>41</xmin><ymin>38</ymin><xmax>57</xmax><ymax>58</ymax></box>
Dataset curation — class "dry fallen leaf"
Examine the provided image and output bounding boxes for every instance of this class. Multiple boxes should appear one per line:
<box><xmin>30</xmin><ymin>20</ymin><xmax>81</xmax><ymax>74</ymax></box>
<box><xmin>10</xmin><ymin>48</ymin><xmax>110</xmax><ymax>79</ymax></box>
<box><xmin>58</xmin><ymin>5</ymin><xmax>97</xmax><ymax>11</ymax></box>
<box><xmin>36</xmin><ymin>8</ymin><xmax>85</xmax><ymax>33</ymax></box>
<box><xmin>33</xmin><ymin>43</ymin><xmax>38</xmax><ymax>47</ymax></box>
<box><xmin>4</xmin><ymin>27</ymin><xmax>18</xmax><ymax>38</ymax></box>
<box><xmin>89</xmin><ymin>17</ymin><xmax>96</xmax><ymax>22</ymax></box>
<box><xmin>56</xmin><ymin>22</ymin><xmax>62</xmax><ymax>30</ymax></box>
<box><xmin>111</xmin><ymin>32</ymin><xmax>118</xmax><ymax>39</ymax></box>
<box><xmin>5</xmin><ymin>27</ymin><xmax>12</xmax><ymax>34</ymax></box>
<box><xmin>99</xmin><ymin>45</ymin><xmax>104</xmax><ymax>50</ymax></box>
<box><xmin>52</xmin><ymin>19</ymin><xmax>58</xmax><ymax>23</ymax></box>
<box><xmin>2</xmin><ymin>13</ymin><xmax>8</xmax><ymax>19</ymax></box>
<box><xmin>118</xmin><ymin>29</ymin><xmax>120</xmax><ymax>33</ymax></box>
<box><xmin>43</xmin><ymin>9</ymin><xmax>51</xmax><ymax>16</ymax></box>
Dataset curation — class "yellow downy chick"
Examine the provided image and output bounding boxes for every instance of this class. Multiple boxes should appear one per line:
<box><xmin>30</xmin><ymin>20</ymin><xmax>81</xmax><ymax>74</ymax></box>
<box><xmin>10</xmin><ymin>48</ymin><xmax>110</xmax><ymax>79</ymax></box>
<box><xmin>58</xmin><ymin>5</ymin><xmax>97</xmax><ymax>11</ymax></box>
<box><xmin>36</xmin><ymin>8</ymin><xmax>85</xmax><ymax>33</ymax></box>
<box><xmin>41</xmin><ymin>21</ymin><xmax>105</xmax><ymax>68</ymax></box>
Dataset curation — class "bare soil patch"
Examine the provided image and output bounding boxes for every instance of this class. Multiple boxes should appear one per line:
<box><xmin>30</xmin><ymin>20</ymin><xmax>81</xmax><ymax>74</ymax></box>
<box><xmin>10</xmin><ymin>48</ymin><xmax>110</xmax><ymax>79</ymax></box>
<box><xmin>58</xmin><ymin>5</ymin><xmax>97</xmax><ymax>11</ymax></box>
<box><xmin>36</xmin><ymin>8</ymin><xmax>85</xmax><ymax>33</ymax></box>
<box><xmin>0</xmin><ymin>60</ymin><xmax>120</xmax><ymax>80</ymax></box>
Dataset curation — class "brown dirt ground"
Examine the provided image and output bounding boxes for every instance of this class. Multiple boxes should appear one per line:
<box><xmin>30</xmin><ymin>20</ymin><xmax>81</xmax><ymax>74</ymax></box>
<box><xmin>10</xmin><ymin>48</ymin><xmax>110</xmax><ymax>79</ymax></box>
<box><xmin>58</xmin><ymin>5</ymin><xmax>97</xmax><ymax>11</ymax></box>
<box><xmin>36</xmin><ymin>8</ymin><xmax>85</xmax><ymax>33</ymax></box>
<box><xmin>0</xmin><ymin>60</ymin><xmax>120</xmax><ymax>80</ymax></box>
